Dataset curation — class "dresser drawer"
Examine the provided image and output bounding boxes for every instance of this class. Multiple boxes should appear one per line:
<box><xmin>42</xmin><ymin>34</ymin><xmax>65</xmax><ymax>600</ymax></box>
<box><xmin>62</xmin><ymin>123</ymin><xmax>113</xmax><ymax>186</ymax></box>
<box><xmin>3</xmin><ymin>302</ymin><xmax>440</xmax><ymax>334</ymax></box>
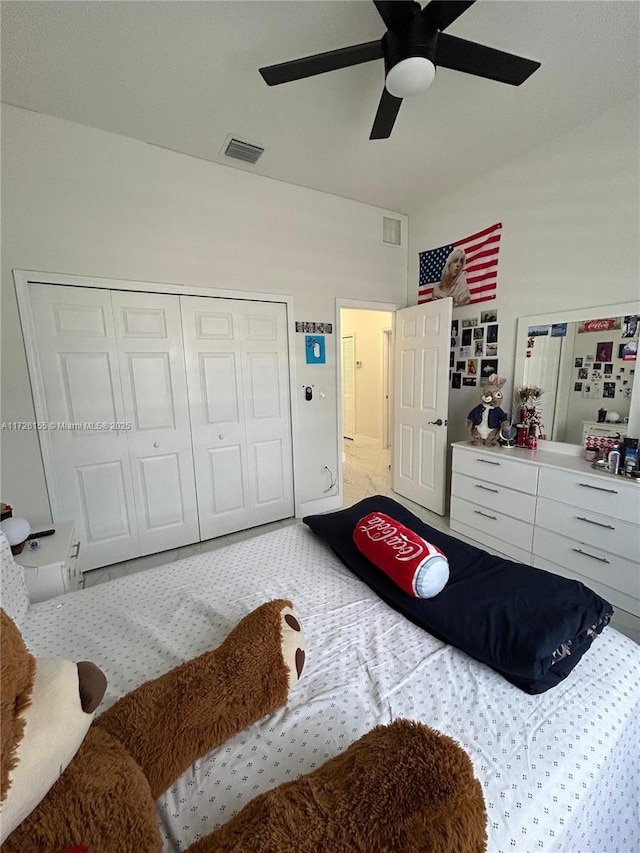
<box><xmin>450</xmin><ymin>495</ymin><xmax>534</xmax><ymax>553</ymax></box>
<box><xmin>452</xmin><ymin>448</ymin><xmax>538</xmax><ymax>495</ymax></box>
<box><xmin>533</xmin><ymin>527</ymin><xmax>640</xmax><ymax>607</ymax></box>
<box><xmin>451</xmin><ymin>472</ymin><xmax>536</xmax><ymax>524</ymax></box>
<box><xmin>535</xmin><ymin>497</ymin><xmax>639</xmax><ymax>563</ymax></box>
<box><xmin>537</xmin><ymin>467</ymin><xmax>639</xmax><ymax>524</ymax></box>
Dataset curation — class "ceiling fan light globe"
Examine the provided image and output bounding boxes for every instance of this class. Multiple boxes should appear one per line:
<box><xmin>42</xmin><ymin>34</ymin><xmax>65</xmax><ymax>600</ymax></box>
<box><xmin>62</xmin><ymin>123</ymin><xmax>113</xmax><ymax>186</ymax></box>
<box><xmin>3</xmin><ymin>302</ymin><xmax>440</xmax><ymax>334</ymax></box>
<box><xmin>385</xmin><ymin>56</ymin><xmax>436</xmax><ymax>98</ymax></box>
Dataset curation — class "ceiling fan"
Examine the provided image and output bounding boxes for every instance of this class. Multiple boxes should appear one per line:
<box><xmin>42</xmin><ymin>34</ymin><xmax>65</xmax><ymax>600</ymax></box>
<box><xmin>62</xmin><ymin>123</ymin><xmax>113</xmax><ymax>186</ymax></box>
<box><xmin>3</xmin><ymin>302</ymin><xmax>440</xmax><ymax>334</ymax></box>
<box><xmin>259</xmin><ymin>0</ymin><xmax>540</xmax><ymax>139</ymax></box>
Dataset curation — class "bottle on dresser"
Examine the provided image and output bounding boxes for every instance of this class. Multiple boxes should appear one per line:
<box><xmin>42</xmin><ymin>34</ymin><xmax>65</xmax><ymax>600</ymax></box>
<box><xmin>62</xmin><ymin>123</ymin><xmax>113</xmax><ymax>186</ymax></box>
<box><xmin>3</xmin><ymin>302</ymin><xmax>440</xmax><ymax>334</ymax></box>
<box><xmin>608</xmin><ymin>444</ymin><xmax>621</xmax><ymax>474</ymax></box>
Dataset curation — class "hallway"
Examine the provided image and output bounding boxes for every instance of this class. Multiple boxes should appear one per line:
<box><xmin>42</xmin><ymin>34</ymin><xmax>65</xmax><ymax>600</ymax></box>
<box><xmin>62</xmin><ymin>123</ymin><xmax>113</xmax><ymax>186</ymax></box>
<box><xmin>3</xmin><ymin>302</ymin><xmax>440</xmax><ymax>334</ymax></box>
<box><xmin>342</xmin><ymin>435</ymin><xmax>452</xmax><ymax>534</ymax></box>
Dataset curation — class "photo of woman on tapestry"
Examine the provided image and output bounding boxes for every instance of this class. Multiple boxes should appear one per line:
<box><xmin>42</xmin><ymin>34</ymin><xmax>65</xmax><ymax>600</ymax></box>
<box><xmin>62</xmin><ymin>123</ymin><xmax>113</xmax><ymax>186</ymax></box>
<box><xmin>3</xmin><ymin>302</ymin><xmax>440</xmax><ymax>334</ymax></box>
<box><xmin>433</xmin><ymin>248</ymin><xmax>471</xmax><ymax>307</ymax></box>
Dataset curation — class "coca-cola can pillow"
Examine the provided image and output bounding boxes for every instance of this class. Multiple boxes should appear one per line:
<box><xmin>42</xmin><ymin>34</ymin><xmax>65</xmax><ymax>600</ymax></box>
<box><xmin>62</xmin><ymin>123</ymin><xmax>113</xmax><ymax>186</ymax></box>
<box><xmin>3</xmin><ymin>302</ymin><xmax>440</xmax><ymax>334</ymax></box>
<box><xmin>353</xmin><ymin>512</ymin><xmax>449</xmax><ymax>598</ymax></box>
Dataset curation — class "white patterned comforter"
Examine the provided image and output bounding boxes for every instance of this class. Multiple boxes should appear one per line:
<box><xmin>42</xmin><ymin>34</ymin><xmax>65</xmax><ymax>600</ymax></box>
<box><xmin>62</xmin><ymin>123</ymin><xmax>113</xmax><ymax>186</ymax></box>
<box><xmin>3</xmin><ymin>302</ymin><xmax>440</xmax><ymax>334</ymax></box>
<box><xmin>22</xmin><ymin>523</ymin><xmax>640</xmax><ymax>853</ymax></box>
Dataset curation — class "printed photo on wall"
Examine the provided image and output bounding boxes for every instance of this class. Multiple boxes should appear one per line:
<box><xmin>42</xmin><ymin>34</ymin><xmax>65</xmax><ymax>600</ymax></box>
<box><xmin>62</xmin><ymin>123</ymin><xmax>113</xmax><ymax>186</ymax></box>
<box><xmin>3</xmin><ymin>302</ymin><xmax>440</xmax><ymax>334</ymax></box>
<box><xmin>603</xmin><ymin>382</ymin><xmax>616</xmax><ymax>399</ymax></box>
<box><xmin>456</xmin><ymin>360</ymin><xmax>466</xmax><ymax>371</ymax></box>
<box><xmin>578</xmin><ymin>368</ymin><xmax>588</xmax><ymax>379</ymax></box>
<box><xmin>463</xmin><ymin>377</ymin><xmax>477</xmax><ymax>387</ymax></box>
<box><xmin>528</xmin><ymin>325</ymin><xmax>550</xmax><ymax>337</ymax></box>
<box><xmin>622</xmin><ymin>315</ymin><xmax>639</xmax><ymax>337</ymax></box>
<box><xmin>485</xmin><ymin>343</ymin><xmax>498</xmax><ymax>357</ymax></box>
<box><xmin>595</xmin><ymin>341</ymin><xmax>613</xmax><ymax>363</ymax></box>
<box><xmin>474</xmin><ymin>341</ymin><xmax>484</xmax><ymax>357</ymax></box>
<box><xmin>619</xmin><ymin>340</ymin><xmax>638</xmax><ymax>361</ymax></box>
<box><xmin>467</xmin><ymin>359</ymin><xmax>478</xmax><ymax>376</ymax></box>
<box><xmin>486</xmin><ymin>324</ymin><xmax>498</xmax><ymax>344</ymax></box>
<box><xmin>462</xmin><ymin>328</ymin><xmax>473</xmax><ymax>347</ymax></box>
<box><xmin>574</xmin><ymin>382</ymin><xmax>582</xmax><ymax>391</ymax></box>
<box><xmin>480</xmin><ymin>309</ymin><xmax>498</xmax><ymax>323</ymax></box>
<box><xmin>452</xmin><ymin>372</ymin><xmax>461</xmax><ymax>389</ymax></box>
<box><xmin>480</xmin><ymin>358</ymin><xmax>498</xmax><ymax>376</ymax></box>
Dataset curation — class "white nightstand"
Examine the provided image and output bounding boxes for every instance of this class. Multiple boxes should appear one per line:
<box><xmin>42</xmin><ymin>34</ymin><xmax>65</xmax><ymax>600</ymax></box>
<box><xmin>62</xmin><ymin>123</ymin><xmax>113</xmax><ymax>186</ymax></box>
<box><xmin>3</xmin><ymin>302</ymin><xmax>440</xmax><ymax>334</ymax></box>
<box><xmin>14</xmin><ymin>521</ymin><xmax>83</xmax><ymax>603</ymax></box>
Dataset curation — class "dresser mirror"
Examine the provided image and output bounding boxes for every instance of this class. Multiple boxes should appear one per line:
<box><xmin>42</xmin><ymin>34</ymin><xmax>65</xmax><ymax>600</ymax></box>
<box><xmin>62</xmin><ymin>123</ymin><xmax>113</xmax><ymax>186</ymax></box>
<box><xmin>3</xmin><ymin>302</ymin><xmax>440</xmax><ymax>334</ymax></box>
<box><xmin>514</xmin><ymin>302</ymin><xmax>640</xmax><ymax>446</ymax></box>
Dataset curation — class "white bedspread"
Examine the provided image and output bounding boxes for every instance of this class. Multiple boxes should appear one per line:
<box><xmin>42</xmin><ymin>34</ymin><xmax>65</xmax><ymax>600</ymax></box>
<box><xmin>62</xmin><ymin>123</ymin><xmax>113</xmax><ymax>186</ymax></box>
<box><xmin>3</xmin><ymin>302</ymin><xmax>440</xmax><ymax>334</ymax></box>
<box><xmin>22</xmin><ymin>523</ymin><xmax>640</xmax><ymax>853</ymax></box>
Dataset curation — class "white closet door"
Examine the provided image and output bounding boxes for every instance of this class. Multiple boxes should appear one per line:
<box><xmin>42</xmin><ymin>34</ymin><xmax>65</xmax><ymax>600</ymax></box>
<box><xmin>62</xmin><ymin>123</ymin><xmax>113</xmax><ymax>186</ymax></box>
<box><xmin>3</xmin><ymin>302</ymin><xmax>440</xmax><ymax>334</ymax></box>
<box><xmin>26</xmin><ymin>284</ymin><xmax>140</xmax><ymax>570</ymax></box>
<box><xmin>111</xmin><ymin>291</ymin><xmax>200</xmax><ymax>554</ymax></box>
<box><xmin>181</xmin><ymin>296</ymin><xmax>293</xmax><ymax>539</ymax></box>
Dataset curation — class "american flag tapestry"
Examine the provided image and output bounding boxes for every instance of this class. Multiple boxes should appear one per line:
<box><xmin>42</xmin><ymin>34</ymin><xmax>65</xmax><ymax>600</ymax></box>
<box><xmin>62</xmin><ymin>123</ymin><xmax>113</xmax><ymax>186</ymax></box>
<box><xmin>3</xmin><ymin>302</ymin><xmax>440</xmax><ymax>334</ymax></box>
<box><xmin>418</xmin><ymin>222</ymin><xmax>502</xmax><ymax>308</ymax></box>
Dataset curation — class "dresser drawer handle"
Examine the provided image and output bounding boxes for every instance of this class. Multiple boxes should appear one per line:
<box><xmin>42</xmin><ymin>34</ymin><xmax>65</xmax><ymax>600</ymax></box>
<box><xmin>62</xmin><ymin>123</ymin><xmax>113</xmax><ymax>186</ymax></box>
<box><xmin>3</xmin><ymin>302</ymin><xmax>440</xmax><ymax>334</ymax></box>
<box><xmin>578</xmin><ymin>482</ymin><xmax>618</xmax><ymax>494</ymax></box>
<box><xmin>571</xmin><ymin>548</ymin><xmax>610</xmax><ymax>564</ymax></box>
<box><xmin>475</xmin><ymin>485</ymin><xmax>499</xmax><ymax>493</ymax></box>
<box><xmin>474</xmin><ymin>510</ymin><xmax>498</xmax><ymax>520</ymax></box>
<box><xmin>71</xmin><ymin>541</ymin><xmax>81</xmax><ymax>559</ymax></box>
<box><xmin>576</xmin><ymin>516</ymin><xmax>615</xmax><ymax>530</ymax></box>
<box><xmin>476</xmin><ymin>459</ymin><xmax>500</xmax><ymax>466</ymax></box>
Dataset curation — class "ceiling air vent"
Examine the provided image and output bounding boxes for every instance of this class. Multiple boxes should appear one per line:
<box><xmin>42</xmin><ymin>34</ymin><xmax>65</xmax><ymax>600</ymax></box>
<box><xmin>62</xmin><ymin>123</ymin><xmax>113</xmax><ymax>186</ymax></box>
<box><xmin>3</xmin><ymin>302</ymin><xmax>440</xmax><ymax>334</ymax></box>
<box><xmin>223</xmin><ymin>137</ymin><xmax>264</xmax><ymax>165</ymax></box>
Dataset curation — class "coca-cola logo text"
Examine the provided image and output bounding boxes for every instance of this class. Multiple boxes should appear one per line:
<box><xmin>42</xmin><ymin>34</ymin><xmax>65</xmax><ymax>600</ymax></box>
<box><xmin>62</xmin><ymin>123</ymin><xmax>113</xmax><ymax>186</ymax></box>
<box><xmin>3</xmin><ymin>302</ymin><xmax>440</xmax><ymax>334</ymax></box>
<box><xmin>357</xmin><ymin>514</ymin><xmax>424</xmax><ymax>561</ymax></box>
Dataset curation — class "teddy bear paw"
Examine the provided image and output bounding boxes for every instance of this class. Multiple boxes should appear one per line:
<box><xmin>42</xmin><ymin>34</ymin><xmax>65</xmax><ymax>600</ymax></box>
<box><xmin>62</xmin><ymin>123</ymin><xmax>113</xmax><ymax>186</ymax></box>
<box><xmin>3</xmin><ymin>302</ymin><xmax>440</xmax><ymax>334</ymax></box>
<box><xmin>280</xmin><ymin>605</ymin><xmax>305</xmax><ymax>688</ymax></box>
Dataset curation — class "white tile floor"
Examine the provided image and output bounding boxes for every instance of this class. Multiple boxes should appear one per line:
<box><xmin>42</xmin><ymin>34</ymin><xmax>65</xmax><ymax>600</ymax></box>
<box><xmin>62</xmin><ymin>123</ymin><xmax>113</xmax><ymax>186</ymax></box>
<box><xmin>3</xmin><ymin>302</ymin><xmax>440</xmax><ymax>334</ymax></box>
<box><xmin>84</xmin><ymin>435</ymin><xmax>454</xmax><ymax>588</ymax></box>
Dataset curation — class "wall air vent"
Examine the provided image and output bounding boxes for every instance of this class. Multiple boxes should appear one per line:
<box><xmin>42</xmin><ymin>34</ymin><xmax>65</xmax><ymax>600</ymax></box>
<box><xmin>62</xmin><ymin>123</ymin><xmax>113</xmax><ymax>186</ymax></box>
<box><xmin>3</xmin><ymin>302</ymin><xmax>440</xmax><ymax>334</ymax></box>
<box><xmin>382</xmin><ymin>216</ymin><xmax>402</xmax><ymax>246</ymax></box>
<box><xmin>223</xmin><ymin>137</ymin><xmax>265</xmax><ymax>164</ymax></box>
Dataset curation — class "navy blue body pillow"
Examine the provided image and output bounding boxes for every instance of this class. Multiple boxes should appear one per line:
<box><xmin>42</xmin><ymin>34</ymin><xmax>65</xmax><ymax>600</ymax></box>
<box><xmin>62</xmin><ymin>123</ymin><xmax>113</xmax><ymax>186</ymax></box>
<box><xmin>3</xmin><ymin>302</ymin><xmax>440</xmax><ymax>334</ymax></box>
<box><xmin>303</xmin><ymin>496</ymin><xmax>613</xmax><ymax>694</ymax></box>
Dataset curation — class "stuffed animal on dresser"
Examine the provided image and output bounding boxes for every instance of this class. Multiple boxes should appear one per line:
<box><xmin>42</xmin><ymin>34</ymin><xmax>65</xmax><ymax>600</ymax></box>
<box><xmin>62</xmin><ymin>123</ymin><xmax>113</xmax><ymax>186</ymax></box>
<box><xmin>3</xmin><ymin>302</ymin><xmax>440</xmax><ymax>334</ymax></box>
<box><xmin>466</xmin><ymin>373</ymin><xmax>510</xmax><ymax>446</ymax></box>
<box><xmin>1</xmin><ymin>601</ymin><xmax>488</xmax><ymax>852</ymax></box>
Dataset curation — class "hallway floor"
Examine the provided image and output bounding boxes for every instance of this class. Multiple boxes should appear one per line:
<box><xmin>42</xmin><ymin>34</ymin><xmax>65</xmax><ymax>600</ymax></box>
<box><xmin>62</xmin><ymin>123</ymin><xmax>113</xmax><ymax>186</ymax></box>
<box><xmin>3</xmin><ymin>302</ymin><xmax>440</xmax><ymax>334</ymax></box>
<box><xmin>342</xmin><ymin>435</ymin><xmax>453</xmax><ymax>534</ymax></box>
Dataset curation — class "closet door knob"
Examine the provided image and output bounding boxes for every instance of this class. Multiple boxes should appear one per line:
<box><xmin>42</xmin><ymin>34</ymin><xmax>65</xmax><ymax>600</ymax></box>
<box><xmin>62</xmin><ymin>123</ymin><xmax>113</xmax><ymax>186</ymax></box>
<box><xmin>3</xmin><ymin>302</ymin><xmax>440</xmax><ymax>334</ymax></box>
<box><xmin>219</xmin><ymin>434</ymin><xmax>224</xmax><ymax>440</ymax></box>
<box><xmin>153</xmin><ymin>442</ymin><xmax>160</xmax><ymax>448</ymax></box>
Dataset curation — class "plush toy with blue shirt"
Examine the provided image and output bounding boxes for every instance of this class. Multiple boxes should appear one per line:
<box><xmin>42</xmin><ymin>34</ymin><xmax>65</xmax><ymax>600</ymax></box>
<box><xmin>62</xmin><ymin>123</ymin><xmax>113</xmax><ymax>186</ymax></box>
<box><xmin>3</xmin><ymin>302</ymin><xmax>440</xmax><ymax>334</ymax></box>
<box><xmin>467</xmin><ymin>373</ymin><xmax>510</xmax><ymax>446</ymax></box>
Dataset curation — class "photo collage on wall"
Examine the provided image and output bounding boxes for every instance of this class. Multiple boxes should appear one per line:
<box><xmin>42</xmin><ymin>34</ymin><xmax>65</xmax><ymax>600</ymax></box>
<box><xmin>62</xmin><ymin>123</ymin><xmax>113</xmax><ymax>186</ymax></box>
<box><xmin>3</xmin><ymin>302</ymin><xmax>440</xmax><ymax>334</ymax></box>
<box><xmin>450</xmin><ymin>309</ymin><xmax>499</xmax><ymax>389</ymax></box>
<box><xmin>528</xmin><ymin>315</ymin><xmax>637</xmax><ymax>402</ymax></box>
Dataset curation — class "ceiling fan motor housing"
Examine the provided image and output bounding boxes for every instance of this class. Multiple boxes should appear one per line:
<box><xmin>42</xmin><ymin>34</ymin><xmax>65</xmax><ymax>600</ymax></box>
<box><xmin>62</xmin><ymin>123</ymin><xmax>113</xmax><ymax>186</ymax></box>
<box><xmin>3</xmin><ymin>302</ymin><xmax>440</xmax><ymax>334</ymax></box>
<box><xmin>383</xmin><ymin>15</ymin><xmax>438</xmax><ymax>75</ymax></box>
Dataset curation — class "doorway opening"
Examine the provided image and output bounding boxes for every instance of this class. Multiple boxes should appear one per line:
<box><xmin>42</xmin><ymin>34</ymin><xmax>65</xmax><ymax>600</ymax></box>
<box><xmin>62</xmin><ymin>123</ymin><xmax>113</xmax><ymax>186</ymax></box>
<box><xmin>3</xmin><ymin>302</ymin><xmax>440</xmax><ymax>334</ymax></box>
<box><xmin>340</xmin><ymin>306</ymin><xmax>394</xmax><ymax>506</ymax></box>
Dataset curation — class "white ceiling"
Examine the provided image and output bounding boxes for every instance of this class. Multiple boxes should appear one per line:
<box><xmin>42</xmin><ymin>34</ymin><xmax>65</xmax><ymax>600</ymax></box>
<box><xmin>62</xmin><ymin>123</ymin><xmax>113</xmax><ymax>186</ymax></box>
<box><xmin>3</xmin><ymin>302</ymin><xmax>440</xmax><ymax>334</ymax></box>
<box><xmin>2</xmin><ymin>1</ymin><xmax>638</xmax><ymax>215</ymax></box>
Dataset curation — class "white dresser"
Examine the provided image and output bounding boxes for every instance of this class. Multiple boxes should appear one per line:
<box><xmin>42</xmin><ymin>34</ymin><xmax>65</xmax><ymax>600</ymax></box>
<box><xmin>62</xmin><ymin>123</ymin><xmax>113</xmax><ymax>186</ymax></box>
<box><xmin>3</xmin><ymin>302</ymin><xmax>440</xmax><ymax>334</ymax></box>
<box><xmin>450</xmin><ymin>442</ymin><xmax>640</xmax><ymax>643</ymax></box>
<box><xmin>14</xmin><ymin>521</ymin><xmax>83</xmax><ymax>603</ymax></box>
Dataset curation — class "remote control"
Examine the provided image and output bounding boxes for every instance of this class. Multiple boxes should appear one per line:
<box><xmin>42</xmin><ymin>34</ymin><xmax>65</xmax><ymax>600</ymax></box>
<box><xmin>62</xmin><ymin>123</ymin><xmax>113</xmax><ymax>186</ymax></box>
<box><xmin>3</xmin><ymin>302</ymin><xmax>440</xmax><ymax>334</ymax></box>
<box><xmin>27</xmin><ymin>529</ymin><xmax>55</xmax><ymax>539</ymax></box>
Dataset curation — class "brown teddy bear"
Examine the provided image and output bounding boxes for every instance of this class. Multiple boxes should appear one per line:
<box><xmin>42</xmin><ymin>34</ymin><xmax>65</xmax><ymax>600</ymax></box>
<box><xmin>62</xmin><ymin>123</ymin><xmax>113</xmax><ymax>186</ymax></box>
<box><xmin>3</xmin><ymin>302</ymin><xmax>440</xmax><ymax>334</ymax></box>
<box><xmin>1</xmin><ymin>604</ymin><xmax>487</xmax><ymax>852</ymax></box>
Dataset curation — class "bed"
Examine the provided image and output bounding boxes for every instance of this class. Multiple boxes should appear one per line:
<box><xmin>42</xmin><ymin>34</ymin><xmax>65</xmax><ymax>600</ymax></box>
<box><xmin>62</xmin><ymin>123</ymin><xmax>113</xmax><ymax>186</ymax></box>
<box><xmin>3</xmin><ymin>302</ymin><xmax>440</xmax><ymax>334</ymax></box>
<box><xmin>3</xmin><ymin>512</ymin><xmax>640</xmax><ymax>852</ymax></box>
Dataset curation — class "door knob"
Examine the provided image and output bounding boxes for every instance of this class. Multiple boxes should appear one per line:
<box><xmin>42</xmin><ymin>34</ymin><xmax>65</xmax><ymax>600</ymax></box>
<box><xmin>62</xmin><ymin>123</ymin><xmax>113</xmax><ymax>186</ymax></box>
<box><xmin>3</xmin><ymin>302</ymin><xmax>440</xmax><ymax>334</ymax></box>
<box><xmin>428</xmin><ymin>418</ymin><xmax>443</xmax><ymax>426</ymax></box>
<box><xmin>219</xmin><ymin>434</ymin><xmax>224</xmax><ymax>440</ymax></box>
<box><xmin>153</xmin><ymin>441</ymin><xmax>160</xmax><ymax>448</ymax></box>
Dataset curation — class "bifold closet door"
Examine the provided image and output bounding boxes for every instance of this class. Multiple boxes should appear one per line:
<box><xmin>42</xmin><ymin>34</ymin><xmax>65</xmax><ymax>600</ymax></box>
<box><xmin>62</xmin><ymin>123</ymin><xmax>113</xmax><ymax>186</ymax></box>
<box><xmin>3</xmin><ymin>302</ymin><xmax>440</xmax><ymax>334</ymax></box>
<box><xmin>26</xmin><ymin>284</ymin><xmax>141</xmax><ymax>570</ymax></box>
<box><xmin>110</xmin><ymin>291</ymin><xmax>200</xmax><ymax>555</ymax></box>
<box><xmin>181</xmin><ymin>296</ymin><xmax>294</xmax><ymax>539</ymax></box>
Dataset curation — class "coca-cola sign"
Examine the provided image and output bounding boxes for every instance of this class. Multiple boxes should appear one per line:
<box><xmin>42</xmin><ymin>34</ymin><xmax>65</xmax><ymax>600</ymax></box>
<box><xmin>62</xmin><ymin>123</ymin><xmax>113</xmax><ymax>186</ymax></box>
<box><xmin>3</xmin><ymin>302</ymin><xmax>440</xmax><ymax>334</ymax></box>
<box><xmin>578</xmin><ymin>317</ymin><xmax>621</xmax><ymax>334</ymax></box>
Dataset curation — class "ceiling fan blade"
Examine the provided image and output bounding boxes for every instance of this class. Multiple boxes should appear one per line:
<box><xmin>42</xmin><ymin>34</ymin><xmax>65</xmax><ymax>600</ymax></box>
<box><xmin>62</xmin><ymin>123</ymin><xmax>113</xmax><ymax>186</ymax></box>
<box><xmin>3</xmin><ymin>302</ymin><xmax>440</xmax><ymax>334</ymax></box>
<box><xmin>370</xmin><ymin>88</ymin><xmax>403</xmax><ymax>139</ymax></box>
<box><xmin>422</xmin><ymin>1</ymin><xmax>476</xmax><ymax>32</ymax></box>
<box><xmin>373</xmin><ymin>1</ymin><xmax>419</xmax><ymax>31</ymax></box>
<box><xmin>260</xmin><ymin>40</ymin><xmax>383</xmax><ymax>86</ymax></box>
<box><xmin>436</xmin><ymin>33</ymin><xmax>541</xmax><ymax>85</ymax></box>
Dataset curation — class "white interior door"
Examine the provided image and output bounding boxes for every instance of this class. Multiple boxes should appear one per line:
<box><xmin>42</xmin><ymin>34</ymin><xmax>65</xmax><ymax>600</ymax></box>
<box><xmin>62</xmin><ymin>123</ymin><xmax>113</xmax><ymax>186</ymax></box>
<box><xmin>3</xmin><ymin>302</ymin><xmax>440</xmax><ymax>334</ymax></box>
<box><xmin>181</xmin><ymin>296</ymin><xmax>293</xmax><ymax>539</ymax></box>
<box><xmin>341</xmin><ymin>335</ymin><xmax>355</xmax><ymax>439</ymax></box>
<box><xmin>111</xmin><ymin>290</ymin><xmax>200</xmax><ymax>554</ymax></box>
<box><xmin>26</xmin><ymin>284</ymin><xmax>141</xmax><ymax>570</ymax></box>
<box><xmin>392</xmin><ymin>299</ymin><xmax>452</xmax><ymax>515</ymax></box>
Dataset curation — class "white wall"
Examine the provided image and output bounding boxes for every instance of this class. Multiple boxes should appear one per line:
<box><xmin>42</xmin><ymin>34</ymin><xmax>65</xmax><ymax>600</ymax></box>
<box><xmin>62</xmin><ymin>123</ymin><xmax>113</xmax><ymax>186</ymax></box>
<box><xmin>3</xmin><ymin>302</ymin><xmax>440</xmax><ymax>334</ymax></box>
<box><xmin>0</xmin><ymin>105</ymin><xmax>408</xmax><ymax>525</ymax></box>
<box><xmin>408</xmin><ymin>97</ymin><xmax>640</xmax><ymax>448</ymax></box>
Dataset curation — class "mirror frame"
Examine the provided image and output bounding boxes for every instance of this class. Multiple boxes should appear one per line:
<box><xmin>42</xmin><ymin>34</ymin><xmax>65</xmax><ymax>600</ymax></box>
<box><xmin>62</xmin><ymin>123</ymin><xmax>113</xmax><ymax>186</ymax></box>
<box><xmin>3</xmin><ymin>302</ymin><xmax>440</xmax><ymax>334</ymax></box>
<box><xmin>514</xmin><ymin>300</ymin><xmax>640</xmax><ymax>445</ymax></box>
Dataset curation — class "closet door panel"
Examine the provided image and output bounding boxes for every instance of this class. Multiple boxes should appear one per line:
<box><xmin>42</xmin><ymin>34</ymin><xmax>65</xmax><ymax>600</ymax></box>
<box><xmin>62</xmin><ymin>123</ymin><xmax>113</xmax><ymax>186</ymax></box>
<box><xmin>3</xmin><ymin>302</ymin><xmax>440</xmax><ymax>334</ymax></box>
<box><xmin>111</xmin><ymin>291</ymin><xmax>200</xmax><ymax>554</ymax></box>
<box><xmin>26</xmin><ymin>284</ymin><xmax>140</xmax><ymax>570</ymax></box>
<box><xmin>181</xmin><ymin>299</ymin><xmax>250</xmax><ymax>539</ymax></box>
<box><xmin>240</xmin><ymin>303</ymin><xmax>294</xmax><ymax>527</ymax></box>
